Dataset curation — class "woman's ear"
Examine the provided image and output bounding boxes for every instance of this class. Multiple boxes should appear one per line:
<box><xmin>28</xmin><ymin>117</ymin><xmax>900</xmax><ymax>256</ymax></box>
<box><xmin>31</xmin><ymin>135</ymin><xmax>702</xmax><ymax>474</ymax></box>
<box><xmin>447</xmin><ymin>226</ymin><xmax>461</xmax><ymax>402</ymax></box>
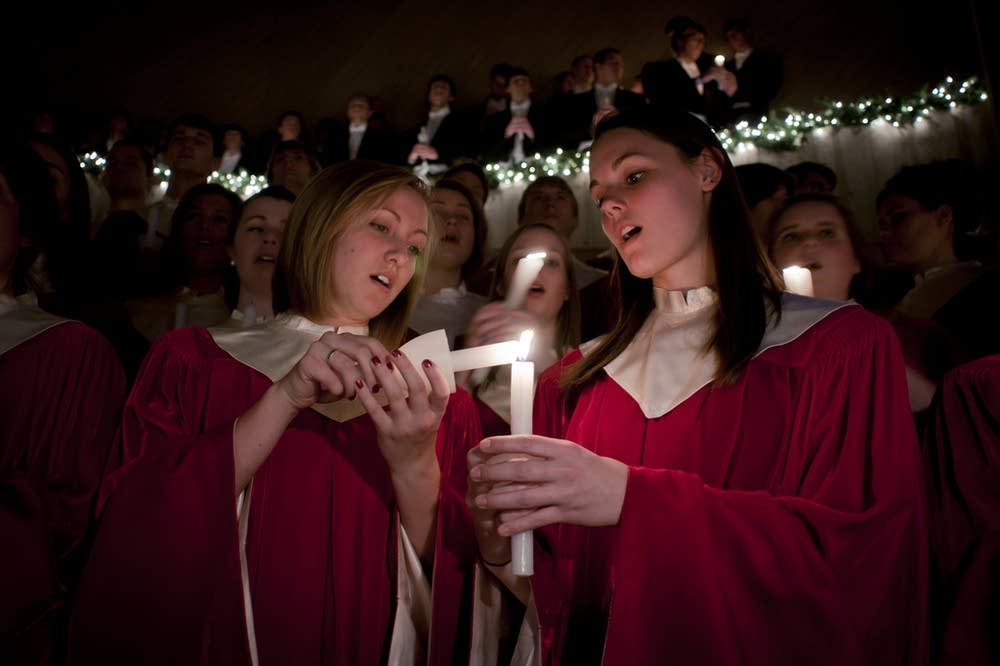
<box><xmin>696</xmin><ymin>149</ymin><xmax>723</xmax><ymax>192</ymax></box>
<box><xmin>934</xmin><ymin>204</ymin><xmax>955</xmax><ymax>233</ymax></box>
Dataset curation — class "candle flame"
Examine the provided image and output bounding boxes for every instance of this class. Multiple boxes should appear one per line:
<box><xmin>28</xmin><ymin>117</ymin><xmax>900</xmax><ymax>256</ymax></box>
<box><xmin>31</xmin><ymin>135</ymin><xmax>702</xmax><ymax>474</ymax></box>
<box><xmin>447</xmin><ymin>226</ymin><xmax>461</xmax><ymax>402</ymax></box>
<box><xmin>517</xmin><ymin>330</ymin><xmax>534</xmax><ymax>361</ymax></box>
<box><xmin>524</xmin><ymin>251</ymin><xmax>546</xmax><ymax>261</ymax></box>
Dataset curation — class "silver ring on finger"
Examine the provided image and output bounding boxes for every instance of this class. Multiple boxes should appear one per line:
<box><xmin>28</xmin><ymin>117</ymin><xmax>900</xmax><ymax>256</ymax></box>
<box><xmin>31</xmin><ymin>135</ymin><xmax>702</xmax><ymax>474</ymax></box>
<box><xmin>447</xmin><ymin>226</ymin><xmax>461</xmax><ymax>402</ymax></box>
<box><xmin>326</xmin><ymin>348</ymin><xmax>339</xmax><ymax>363</ymax></box>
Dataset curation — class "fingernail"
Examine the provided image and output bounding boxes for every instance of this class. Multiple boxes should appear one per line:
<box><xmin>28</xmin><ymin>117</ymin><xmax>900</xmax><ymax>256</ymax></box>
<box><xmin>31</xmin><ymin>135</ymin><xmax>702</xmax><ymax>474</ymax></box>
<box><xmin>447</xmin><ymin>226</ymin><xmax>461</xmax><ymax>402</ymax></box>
<box><xmin>475</xmin><ymin>495</ymin><xmax>488</xmax><ymax>507</ymax></box>
<box><xmin>391</xmin><ymin>349</ymin><xmax>402</xmax><ymax>358</ymax></box>
<box><xmin>480</xmin><ymin>439</ymin><xmax>492</xmax><ymax>450</ymax></box>
<box><xmin>355</xmin><ymin>379</ymin><xmax>365</xmax><ymax>389</ymax></box>
<box><xmin>372</xmin><ymin>383</ymin><xmax>381</xmax><ymax>394</ymax></box>
<box><xmin>422</xmin><ymin>359</ymin><xmax>433</xmax><ymax>368</ymax></box>
<box><xmin>370</xmin><ymin>356</ymin><xmax>381</xmax><ymax>367</ymax></box>
<box><xmin>385</xmin><ymin>359</ymin><xmax>394</xmax><ymax>371</ymax></box>
<box><xmin>470</xmin><ymin>466</ymin><xmax>482</xmax><ymax>480</ymax></box>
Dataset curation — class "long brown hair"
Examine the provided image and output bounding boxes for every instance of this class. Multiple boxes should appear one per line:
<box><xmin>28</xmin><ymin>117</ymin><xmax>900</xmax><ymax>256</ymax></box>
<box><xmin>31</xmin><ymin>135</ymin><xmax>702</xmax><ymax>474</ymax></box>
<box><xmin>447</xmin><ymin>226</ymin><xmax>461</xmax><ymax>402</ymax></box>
<box><xmin>562</xmin><ymin>106</ymin><xmax>783</xmax><ymax>400</ymax></box>
<box><xmin>277</xmin><ymin>160</ymin><xmax>434</xmax><ymax>350</ymax></box>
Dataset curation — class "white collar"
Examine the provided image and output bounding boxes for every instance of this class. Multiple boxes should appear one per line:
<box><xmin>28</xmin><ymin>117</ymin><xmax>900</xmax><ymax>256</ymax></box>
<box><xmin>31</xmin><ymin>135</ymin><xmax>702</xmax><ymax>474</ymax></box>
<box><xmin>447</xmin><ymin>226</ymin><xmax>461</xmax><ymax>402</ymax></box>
<box><xmin>428</xmin><ymin>106</ymin><xmax>451</xmax><ymax>119</ymax></box>
<box><xmin>679</xmin><ymin>59</ymin><xmax>701</xmax><ymax>78</ymax></box>
<box><xmin>210</xmin><ymin>313</ymin><xmax>369</xmax><ymax>422</ymax></box>
<box><xmin>349</xmin><ymin>122</ymin><xmax>368</xmax><ymax>133</ymax></box>
<box><xmin>587</xmin><ymin>289</ymin><xmax>852</xmax><ymax>418</ymax></box>
<box><xmin>593</xmin><ymin>82</ymin><xmax>617</xmax><ymax>94</ymax></box>
<box><xmin>509</xmin><ymin>99</ymin><xmax>531</xmax><ymax>114</ymax></box>
<box><xmin>0</xmin><ymin>297</ymin><xmax>71</xmax><ymax>357</ymax></box>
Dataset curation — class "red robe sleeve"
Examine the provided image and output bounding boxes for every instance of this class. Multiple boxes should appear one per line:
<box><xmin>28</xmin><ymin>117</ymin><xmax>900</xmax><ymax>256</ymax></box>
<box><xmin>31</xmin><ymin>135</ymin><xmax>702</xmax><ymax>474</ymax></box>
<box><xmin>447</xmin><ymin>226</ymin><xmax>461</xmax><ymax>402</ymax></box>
<box><xmin>530</xmin><ymin>307</ymin><xmax>928</xmax><ymax>665</ymax></box>
<box><xmin>921</xmin><ymin>354</ymin><xmax>1000</xmax><ymax>665</ymax></box>
<box><xmin>0</xmin><ymin>322</ymin><xmax>126</xmax><ymax>663</ymax></box>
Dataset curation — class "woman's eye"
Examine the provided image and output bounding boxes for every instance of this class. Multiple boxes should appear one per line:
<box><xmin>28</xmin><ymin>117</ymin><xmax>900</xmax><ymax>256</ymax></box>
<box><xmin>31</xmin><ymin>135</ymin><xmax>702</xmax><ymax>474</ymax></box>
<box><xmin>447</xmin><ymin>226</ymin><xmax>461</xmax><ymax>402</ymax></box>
<box><xmin>407</xmin><ymin>245</ymin><xmax>422</xmax><ymax>256</ymax></box>
<box><xmin>780</xmin><ymin>232</ymin><xmax>799</xmax><ymax>243</ymax></box>
<box><xmin>625</xmin><ymin>171</ymin><xmax>645</xmax><ymax>185</ymax></box>
<box><xmin>544</xmin><ymin>257</ymin><xmax>560</xmax><ymax>268</ymax></box>
<box><xmin>370</xmin><ymin>221</ymin><xmax>389</xmax><ymax>233</ymax></box>
<box><xmin>819</xmin><ymin>229</ymin><xmax>836</xmax><ymax>240</ymax></box>
<box><xmin>247</xmin><ymin>225</ymin><xmax>263</xmax><ymax>233</ymax></box>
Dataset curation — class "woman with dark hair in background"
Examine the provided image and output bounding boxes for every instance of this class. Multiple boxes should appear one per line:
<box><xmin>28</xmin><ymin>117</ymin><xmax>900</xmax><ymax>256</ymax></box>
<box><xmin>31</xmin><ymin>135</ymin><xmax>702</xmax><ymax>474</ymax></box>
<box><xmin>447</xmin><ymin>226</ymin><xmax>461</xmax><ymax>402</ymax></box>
<box><xmin>221</xmin><ymin>185</ymin><xmax>295</xmax><ymax>326</ymax></box>
<box><xmin>408</xmin><ymin>179</ymin><xmax>488</xmax><ymax>347</ymax></box>
<box><xmin>125</xmin><ymin>183</ymin><xmax>241</xmax><ymax>341</ymax></box>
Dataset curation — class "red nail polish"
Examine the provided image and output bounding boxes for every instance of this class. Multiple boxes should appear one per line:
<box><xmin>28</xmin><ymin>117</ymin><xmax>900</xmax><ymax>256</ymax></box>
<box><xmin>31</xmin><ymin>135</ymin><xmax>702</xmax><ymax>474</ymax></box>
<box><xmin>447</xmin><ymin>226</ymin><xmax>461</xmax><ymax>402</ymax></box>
<box><xmin>355</xmin><ymin>379</ymin><xmax>364</xmax><ymax>389</ymax></box>
<box><xmin>372</xmin><ymin>383</ymin><xmax>381</xmax><ymax>394</ymax></box>
<box><xmin>370</xmin><ymin>356</ymin><xmax>381</xmax><ymax>367</ymax></box>
<box><xmin>385</xmin><ymin>359</ymin><xmax>394</xmax><ymax>371</ymax></box>
<box><xmin>422</xmin><ymin>359</ymin><xmax>433</xmax><ymax>368</ymax></box>
<box><xmin>391</xmin><ymin>349</ymin><xmax>402</xmax><ymax>358</ymax></box>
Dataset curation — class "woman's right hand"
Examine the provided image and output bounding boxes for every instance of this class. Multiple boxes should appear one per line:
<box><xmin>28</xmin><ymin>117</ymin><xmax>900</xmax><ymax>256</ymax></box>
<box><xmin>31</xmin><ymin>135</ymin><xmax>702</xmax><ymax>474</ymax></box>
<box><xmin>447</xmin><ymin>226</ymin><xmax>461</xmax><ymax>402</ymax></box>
<box><xmin>464</xmin><ymin>302</ymin><xmax>546</xmax><ymax>349</ymax></box>
<box><xmin>275</xmin><ymin>331</ymin><xmax>390</xmax><ymax>411</ymax></box>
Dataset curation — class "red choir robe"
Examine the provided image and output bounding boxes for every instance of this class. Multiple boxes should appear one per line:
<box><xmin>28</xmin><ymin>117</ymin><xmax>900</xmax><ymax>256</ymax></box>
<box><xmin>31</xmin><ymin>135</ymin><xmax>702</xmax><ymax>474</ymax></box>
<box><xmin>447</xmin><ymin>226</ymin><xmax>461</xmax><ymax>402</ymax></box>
<box><xmin>521</xmin><ymin>295</ymin><xmax>927</xmax><ymax>665</ymax></box>
<box><xmin>68</xmin><ymin>326</ymin><xmax>482</xmax><ymax>665</ymax></box>
<box><xmin>921</xmin><ymin>354</ymin><xmax>1000</xmax><ymax>665</ymax></box>
<box><xmin>0</xmin><ymin>305</ymin><xmax>127</xmax><ymax>664</ymax></box>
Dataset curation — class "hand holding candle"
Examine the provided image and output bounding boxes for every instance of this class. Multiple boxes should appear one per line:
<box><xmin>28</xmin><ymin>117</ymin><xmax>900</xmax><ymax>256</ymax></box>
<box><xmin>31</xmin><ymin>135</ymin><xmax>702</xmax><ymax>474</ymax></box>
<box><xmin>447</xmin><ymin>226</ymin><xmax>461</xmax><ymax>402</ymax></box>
<box><xmin>469</xmin><ymin>251</ymin><xmax>546</xmax><ymax>387</ymax></box>
<box><xmin>509</xmin><ymin>330</ymin><xmax>536</xmax><ymax>576</ymax></box>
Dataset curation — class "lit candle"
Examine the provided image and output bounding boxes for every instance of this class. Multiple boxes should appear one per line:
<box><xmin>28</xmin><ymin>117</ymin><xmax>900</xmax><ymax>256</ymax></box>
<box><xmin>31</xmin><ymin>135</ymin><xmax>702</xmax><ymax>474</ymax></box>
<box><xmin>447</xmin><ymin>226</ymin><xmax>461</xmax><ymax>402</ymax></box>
<box><xmin>714</xmin><ymin>54</ymin><xmax>726</xmax><ymax>67</ymax></box>
<box><xmin>241</xmin><ymin>303</ymin><xmax>257</xmax><ymax>328</ymax></box>
<box><xmin>782</xmin><ymin>265</ymin><xmax>814</xmax><ymax>297</ymax></box>
<box><xmin>510</xmin><ymin>330</ymin><xmax>535</xmax><ymax>576</ymax></box>
<box><xmin>505</xmin><ymin>252</ymin><xmax>546</xmax><ymax>310</ymax></box>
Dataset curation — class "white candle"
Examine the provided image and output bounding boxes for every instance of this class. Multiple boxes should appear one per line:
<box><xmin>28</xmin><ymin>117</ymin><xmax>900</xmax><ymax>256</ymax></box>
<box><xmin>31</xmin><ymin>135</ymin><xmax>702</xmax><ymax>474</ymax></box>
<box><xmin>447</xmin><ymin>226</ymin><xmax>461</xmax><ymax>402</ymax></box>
<box><xmin>510</xmin><ymin>330</ymin><xmax>535</xmax><ymax>576</ymax></box>
<box><xmin>782</xmin><ymin>266</ymin><xmax>814</xmax><ymax>297</ymax></box>
<box><xmin>173</xmin><ymin>302</ymin><xmax>188</xmax><ymax>329</ymax></box>
<box><xmin>714</xmin><ymin>54</ymin><xmax>726</xmax><ymax>67</ymax></box>
<box><xmin>241</xmin><ymin>303</ymin><xmax>257</xmax><ymax>328</ymax></box>
<box><xmin>505</xmin><ymin>252</ymin><xmax>546</xmax><ymax>310</ymax></box>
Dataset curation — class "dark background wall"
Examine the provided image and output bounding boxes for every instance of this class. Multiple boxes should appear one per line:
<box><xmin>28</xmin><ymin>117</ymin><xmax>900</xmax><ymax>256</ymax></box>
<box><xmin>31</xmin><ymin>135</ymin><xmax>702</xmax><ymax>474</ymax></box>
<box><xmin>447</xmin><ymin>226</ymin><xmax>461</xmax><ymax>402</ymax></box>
<box><xmin>11</xmin><ymin>0</ymin><xmax>987</xmax><ymax>143</ymax></box>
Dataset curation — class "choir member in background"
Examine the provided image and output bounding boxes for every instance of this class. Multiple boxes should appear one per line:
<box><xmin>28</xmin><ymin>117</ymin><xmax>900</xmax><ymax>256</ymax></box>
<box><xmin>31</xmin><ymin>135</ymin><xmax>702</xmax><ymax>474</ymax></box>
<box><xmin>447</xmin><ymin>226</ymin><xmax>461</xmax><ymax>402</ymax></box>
<box><xmin>1</xmin><ymin>137</ymin><xmax>127</xmax><ymax>665</ymax></box>
<box><xmin>407</xmin><ymin>179</ymin><xmax>488</xmax><ymax>347</ymax></box>
<box><xmin>221</xmin><ymin>185</ymin><xmax>295</xmax><ymax>327</ymax></box>
<box><xmin>69</xmin><ymin>160</ymin><xmax>481</xmax><ymax>665</ymax></box>
<box><xmin>404</xmin><ymin>74</ymin><xmax>469</xmax><ymax>178</ymax></box>
<box><xmin>480</xmin><ymin>67</ymin><xmax>550</xmax><ymax>164</ymax></box>
<box><xmin>467</xmin><ymin>106</ymin><xmax>926</xmax><ymax>665</ymax></box>
<box><xmin>125</xmin><ymin>183</ymin><xmax>240</xmax><ymax>341</ymax></box>
<box><xmin>460</xmin><ymin>223</ymin><xmax>580</xmax><ymax>437</ymax></box>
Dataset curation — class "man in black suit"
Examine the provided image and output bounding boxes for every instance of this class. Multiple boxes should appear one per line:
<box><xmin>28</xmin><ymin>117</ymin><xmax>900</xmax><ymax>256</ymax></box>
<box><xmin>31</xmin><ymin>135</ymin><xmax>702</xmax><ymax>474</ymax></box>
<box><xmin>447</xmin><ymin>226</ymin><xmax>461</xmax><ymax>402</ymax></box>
<box><xmin>479</xmin><ymin>67</ymin><xmax>549</xmax><ymax>163</ymax></box>
<box><xmin>549</xmin><ymin>48</ymin><xmax>645</xmax><ymax>151</ymax></box>
<box><xmin>722</xmin><ymin>17</ymin><xmax>783</xmax><ymax>123</ymax></box>
<box><xmin>325</xmin><ymin>94</ymin><xmax>396</xmax><ymax>165</ymax></box>
<box><xmin>402</xmin><ymin>74</ymin><xmax>472</xmax><ymax>176</ymax></box>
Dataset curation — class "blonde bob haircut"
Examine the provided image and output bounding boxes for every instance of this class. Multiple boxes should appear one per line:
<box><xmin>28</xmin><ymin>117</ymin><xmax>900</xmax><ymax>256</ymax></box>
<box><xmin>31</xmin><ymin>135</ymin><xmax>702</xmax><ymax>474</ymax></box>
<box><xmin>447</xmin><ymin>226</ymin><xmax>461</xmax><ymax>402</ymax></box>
<box><xmin>278</xmin><ymin>160</ymin><xmax>435</xmax><ymax>349</ymax></box>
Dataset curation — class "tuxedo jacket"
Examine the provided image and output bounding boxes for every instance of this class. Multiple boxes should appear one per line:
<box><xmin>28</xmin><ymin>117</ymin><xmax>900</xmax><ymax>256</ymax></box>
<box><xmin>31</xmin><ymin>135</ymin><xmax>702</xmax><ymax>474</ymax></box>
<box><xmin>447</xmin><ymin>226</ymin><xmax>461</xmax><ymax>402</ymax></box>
<box><xmin>399</xmin><ymin>112</ymin><xmax>473</xmax><ymax>167</ymax></box>
<box><xmin>479</xmin><ymin>103</ymin><xmax>550</xmax><ymax>163</ymax></box>
<box><xmin>725</xmin><ymin>50</ymin><xmax>783</xmax><ymax>120</ymax></box>
<box><xmin>549</xmin><ymin>88</ymin><xmax>646</xmax><ymax>150</ymax></box>
<box><xmin>326</xmin><ymin>124</ymin><xmax>398</xmax><ymax>165</ymax></box>
<box><xmin>641</xmin><ymin>55</ymin><xmax>735</xmax><ymax>127</ymax></box>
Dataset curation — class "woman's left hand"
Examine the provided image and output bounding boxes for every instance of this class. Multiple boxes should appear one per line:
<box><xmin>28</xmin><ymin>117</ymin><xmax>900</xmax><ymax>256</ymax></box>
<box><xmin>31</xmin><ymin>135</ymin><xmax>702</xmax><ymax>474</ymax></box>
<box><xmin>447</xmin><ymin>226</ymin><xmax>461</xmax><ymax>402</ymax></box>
<box><xmin>356</xmin><ymin>350</ymin><xmax>450</xmax><ymax>474</ymax></box>
<box><xmin>469</xmin><ymin>435</ymin><xmax>629</xmax><ymax>534</ymax></box>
